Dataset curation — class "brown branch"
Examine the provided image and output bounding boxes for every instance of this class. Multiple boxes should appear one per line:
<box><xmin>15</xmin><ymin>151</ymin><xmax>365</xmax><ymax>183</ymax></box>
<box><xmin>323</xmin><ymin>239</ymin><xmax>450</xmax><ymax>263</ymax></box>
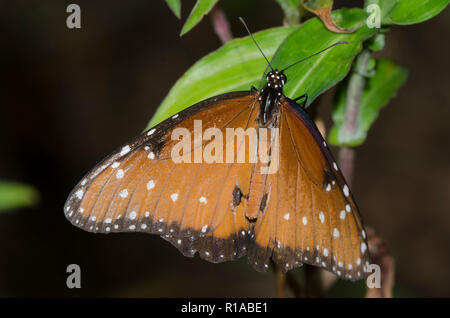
<box><xmin>210</xmin><ymin>5</ymin><xmax>233</xmax><ymax>44</ymax></box>
<box><xmin>338</xmin><ymin>49</ymin><xmax>371</xmax><ymax>185</ymax></box>
<box><xmin>365</xmin><ymin>226</ymin><xmax>396</xmax><ymax>298</ymax></box>
<box><xmin>271</xmin><ymin>261</ymin><xmax>286</xmax><ymax>297</ymax></box>
<box><xmin>304</xmin><ymin>265</ymin><xmax>325</xmax><ymax>297</ymax></box>
<box><xmin>336</xmin><ymin>50</ymin><xmax>396</xmax><ymax>297</ymax></box>
<box><xmin>338</xmin><ymin>147</ymin><xmax>355</xmax><ymax>187</ymax></box>
<box><xmin>286</xmin><ymin>271</ymin><xmax>304</xmax><ymax>297</ymax></box>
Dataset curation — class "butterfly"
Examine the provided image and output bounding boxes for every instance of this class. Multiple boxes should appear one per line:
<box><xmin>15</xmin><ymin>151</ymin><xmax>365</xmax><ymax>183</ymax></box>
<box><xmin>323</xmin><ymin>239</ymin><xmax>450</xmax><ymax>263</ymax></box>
<box><xmin>64</xmin><ymin>21</ymin><xmax>370</xmax><ymax>281</ymax></box>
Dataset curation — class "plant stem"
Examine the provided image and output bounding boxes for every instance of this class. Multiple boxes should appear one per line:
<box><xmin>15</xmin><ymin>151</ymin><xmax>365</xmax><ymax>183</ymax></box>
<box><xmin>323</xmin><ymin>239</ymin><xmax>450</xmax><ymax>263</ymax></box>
<box><xmin>338</xmin><ymin>49</ymin><xmax>372</xmax><ymax>184</ymax></box>
<box><xmin>304</xmin><ymin>265</ymin><xmax>325</xmax><ymax>297</ymax></box>
<box><xmin>272</xmin><ymin>262</ymin><xmax>286</xmax><ymax>297</ymax></box>
<box><xmin>210</xmin><ymin>4</ymin><xmax>233</xmax><ymax>44</ymax></box>
<box><xmin>338</xmin><ymin>147</ymin><xmax>356</xmax><ymax>186</ymax></box>
<box><xmin>286</xmin><ymin>271</ymin><xmax>304</xmax><ymax>297</ymax></box>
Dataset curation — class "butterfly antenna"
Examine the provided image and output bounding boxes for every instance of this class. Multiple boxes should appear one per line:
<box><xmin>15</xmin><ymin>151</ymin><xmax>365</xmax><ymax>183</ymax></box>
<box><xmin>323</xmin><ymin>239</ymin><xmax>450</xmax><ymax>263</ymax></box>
<box><xmin>239</xmin><ymin>17</ymin><xmax>274</xmax><ymax>72</ymax></box>
<box><xmin>282</xmin><ymin>41</ymin><xmax>349</xmax><ymax>72</ymax></box>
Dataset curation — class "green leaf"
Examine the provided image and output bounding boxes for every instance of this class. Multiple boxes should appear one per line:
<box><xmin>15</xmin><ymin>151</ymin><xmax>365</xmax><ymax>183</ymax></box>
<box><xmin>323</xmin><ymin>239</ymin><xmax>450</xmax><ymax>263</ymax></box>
<box><xmin>165</xmin><ymin>0</ymin><xmax>181</xmax><ymax>19</ymax></box>
<box><xmin>270</xmin><ymin>9</ymin><xmax>377</xmax><ymax>106</ymax></box>
<box><xmin>275</xmin><ymin>0</ymin><xmax>302</xmax><ymax>25</ymax></box>
<box><xmin>0</xmin><ymin>181</ymin><xmax>39</xmax><ymax>211</ymax></box>
<box><xmin>366</xmin><ymin>33</ymin><xmax>385</xmax><ymax>51</ymax></box>
<box><xmin>366</xmin><ymin>0</ymin><xmax>449</xmax><ymax>25</ymax></box>
<box><xmin>180</xmin><ymin>0</ymin><xmax>218</xmax><ymax>36</ymax></box>
<box><xmin>329</xmin><ymin>59</ymin><xmax>407</xmax><ymax>146</ymax></box>
<box><xmin>147</xmin><ymin>26</ymin><xmax>296</xmax><ymax>128</ymax></box>
<box><xmin>389</xmin><ymin>0</ymin><xmax>449</xmax><ymax>24</ymax></box>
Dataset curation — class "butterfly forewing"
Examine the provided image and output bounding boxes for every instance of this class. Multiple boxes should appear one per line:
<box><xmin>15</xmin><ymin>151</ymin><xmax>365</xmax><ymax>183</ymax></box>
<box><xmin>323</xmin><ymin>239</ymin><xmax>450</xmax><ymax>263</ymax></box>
<box><xmin>65</xmin><ymin>92</ymin><xmax>260</xmax><ymax>262</ymax></box>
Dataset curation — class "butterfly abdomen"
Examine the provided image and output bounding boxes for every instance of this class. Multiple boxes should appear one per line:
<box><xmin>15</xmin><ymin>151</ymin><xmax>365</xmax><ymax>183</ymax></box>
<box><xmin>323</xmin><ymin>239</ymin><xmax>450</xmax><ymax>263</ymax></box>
<box><xmin>245</xmin><ymin>162</ymin><xmax>268</xmax><ymax>220</ymax></box>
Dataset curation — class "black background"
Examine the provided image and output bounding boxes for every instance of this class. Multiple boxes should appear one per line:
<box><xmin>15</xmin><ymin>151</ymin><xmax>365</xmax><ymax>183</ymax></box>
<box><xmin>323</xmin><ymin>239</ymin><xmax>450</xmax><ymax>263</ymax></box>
<box><xmin>0</xmin><ymin>0</ymin><xmax>449</xmax><ymax>297</ymax></box>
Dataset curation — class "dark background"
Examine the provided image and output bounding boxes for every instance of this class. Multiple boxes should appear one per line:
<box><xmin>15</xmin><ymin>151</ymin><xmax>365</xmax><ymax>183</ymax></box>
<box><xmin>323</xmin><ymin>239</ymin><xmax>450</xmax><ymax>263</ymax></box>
<box><xmin>0</xmin><ymin>0</ymin><xmax>449</xmax><ymax>297</ymax></box>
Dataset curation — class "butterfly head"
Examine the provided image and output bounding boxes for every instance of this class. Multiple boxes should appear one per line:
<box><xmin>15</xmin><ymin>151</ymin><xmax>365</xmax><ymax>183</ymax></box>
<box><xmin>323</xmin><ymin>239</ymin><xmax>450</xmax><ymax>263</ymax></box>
<box><xmin>266</xmin><ymin>70</ymin><xmax>286</xmax><ymax>91</ymax></box>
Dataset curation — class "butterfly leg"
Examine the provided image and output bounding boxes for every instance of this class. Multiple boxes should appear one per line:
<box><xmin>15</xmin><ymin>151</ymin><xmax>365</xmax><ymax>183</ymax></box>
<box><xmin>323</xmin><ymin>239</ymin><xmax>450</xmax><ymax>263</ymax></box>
<box><xmin>293</xmin><ymin>93</ymin><xmax>308</xmax><ymax>108</ymax></box>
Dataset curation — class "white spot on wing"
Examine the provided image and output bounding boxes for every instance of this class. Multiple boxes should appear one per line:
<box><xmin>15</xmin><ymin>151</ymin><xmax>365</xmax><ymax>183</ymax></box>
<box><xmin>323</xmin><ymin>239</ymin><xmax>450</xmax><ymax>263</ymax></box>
<box><xmin>333</xmin><ymin>228</ymin><xmax>340</xmax><ymax>238</ymax></box>
<box><xmin>283</xmin><ymin>213</ymin><xmax>290</xmax><ymax>220</ymax></box>
<box><xmin>201</xmin><ymin>225</ymin><xmax>208</xmax><ymax>233</ymax></box>
<box><xmin>199</xmin><ymin>196</ymin><xmax>207</xmax><ymax>204</ymax></box>
<box><xmin>147</xmin><ymin>128</ymin><xmax>156</xmax><ymax>136</ymax></box>
<box><xmin>111</xmin><ymin>162</ymin><xmax>120</xmax><ymax>169</ymax></box>
<box><xmin>361</xmin><ymin>242</ymin><xmax>367</xmax><ymax>253</ymax></box>
<box><xmin>129</xmin><ymin>211</ymin><xmax>137</xmax><ymax>220</ymax></box>
<box><xmin>147</xmin><ymin>180</ymin><xmax>155</xmax><ymax>190</ymax></box>
<box><xmin>170</xmin><ymin>193</ymin><xmax>178</xmax><ymax>202</ymax></box>
<box><xmin>333</xmin><ymin>162</ymin><xmax>338</xmax><ymax>171</ymax></box>
<box><xmin>319</xmin><ymin>211</ymin><xmax>325</xmax><ymax>224</ymax></box>
<box><xmin>343</xmin><ymin>185</ymin><xmax>349</xmax><ymax>197</ymax></box>
<box><xmin>75</xmin><ymin>190</ymin><xmax>83</xmax><ymax>200</ymax></box>
<box><xmin>116</xmin><ymin>169</ymin><xmax>124</xmax><ymax>179</ymax></box>
<box><xmin>147</xmin><ymin>152</ymin><xmax>155</xmax><ymax>159</ymax></box>
<box><xmin>302</xmin><ymin>216</ymin><xmax>307</xmax><ymax>226</ymax></box>
<box><xmin>119</xmin><ymin>189</ymin><xmax>128</xmax><ymax>198</ymax></box>
<box><xmin>120</xmin><ymin>145</ymin><xmax>131</xmax><ymax>156</ymax></box>
<box><xmin>340</xmin><ymin>210</ymin><xmax>346</xmax><ymax>220</ymax></box>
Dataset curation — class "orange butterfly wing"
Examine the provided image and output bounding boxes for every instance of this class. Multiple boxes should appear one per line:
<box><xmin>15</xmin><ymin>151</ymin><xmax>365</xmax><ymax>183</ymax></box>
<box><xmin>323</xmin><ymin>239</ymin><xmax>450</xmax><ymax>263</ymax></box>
<box><xmin>249</xmin><ymin>97</ymin><xmax>370</xmax><ymax>280</ymax></box>
<box><xmin>65</xmin><ymin>91</ymin><xmax>370</xmax><ymax>280</ymax></box>
<box><xmin>65</xmin><ymin>92</ymin><xmax>259</xmax><ymax>262</ymax></box>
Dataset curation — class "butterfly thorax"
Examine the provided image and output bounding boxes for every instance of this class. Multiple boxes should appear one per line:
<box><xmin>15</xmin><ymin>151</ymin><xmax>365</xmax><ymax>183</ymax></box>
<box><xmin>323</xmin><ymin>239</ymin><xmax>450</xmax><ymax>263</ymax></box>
<box><xmin>258</xmin><ymin>70</ymin><xmax>287</xmax><ymax>127</ymax></box>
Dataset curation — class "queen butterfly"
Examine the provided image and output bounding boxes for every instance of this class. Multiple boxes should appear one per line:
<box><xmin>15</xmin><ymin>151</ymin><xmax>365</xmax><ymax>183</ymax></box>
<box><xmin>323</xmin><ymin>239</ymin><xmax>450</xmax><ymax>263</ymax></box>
<box><xmin>64</xmin><ymin>20</ymin><xmax>370</xmax><ymax>281</ymax></box>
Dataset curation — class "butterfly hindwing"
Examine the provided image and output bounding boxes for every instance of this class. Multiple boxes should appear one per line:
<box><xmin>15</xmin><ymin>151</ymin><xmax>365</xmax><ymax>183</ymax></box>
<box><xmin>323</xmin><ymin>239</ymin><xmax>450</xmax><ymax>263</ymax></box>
<box><xmin>249</xmin><ymin>98</ymin><xmax>370</xmax><ymax>280</ymax></box>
